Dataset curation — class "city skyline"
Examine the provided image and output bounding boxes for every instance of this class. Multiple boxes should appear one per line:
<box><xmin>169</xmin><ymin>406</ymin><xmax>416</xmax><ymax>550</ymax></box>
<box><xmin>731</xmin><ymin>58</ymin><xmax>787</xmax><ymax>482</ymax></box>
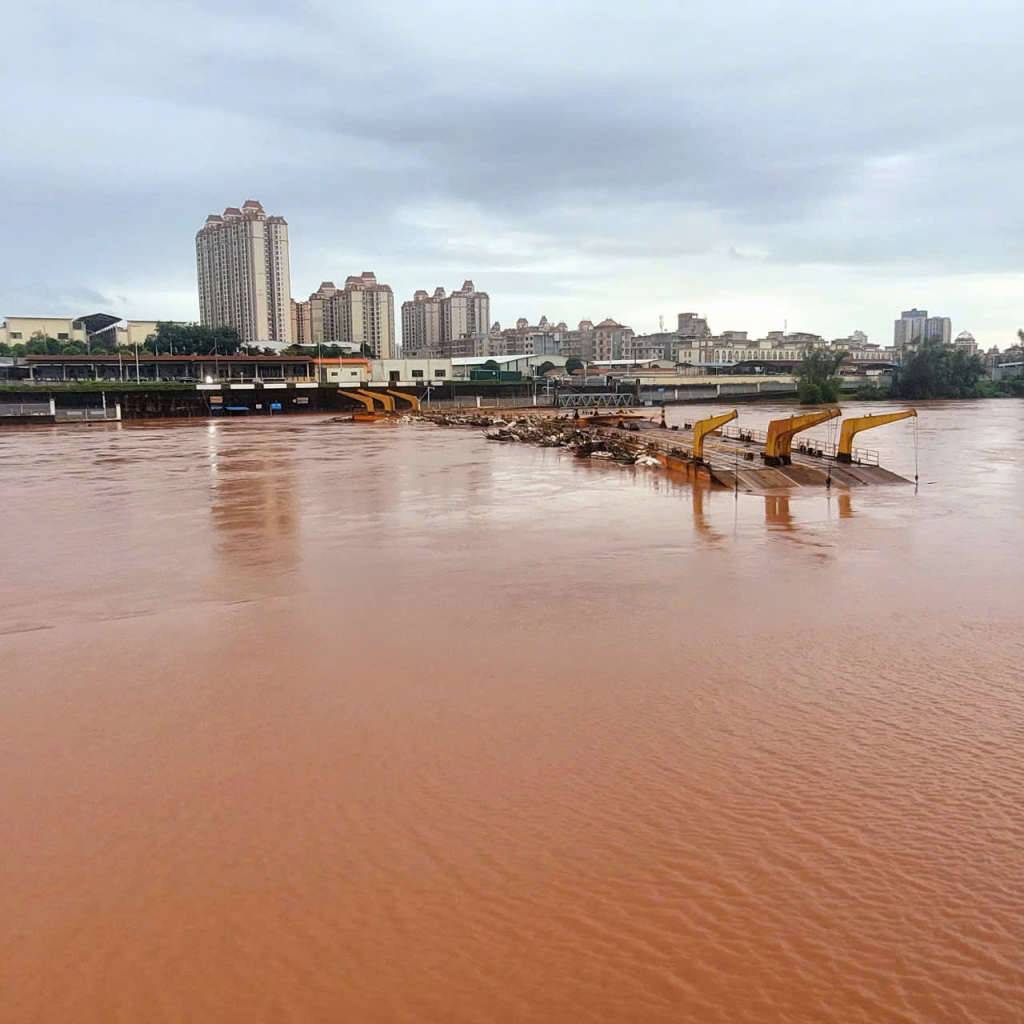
<box><xmin>2</xmin><ymin>0</ymin><xmax>1021</xmax><ymax>351</ymax></box>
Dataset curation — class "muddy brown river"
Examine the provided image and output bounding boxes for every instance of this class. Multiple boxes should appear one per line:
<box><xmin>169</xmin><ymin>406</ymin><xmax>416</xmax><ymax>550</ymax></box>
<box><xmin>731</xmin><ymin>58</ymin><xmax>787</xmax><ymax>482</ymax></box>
<box><xmin>1</xmin><ymin>399</ymin><xmax>1022</xmax><ymax>1023</ymax></box>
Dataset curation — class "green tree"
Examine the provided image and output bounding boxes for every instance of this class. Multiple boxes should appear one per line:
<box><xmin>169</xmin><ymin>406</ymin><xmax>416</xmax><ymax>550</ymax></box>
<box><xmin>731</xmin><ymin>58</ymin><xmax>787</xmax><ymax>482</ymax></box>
<box><xmin>23</xmin><ymin>332</ymin><xmax>63</xmax><ymax>355</ymax></box>
<box><xmin>0</xmin><ymin>342</ymin><xmax>11</xmax><ymax>357</ymax></box>
<box><xmin>89</xmin><ymin>335</ymin><xmax>117</xmax><ymax>355</ymax></box>
<box><xmin>565</xmin><ymin>357</ymin><xmax>584</xmax><ymax>374</ymax></box>
<box><xmin>889</xmin><ymin>339</ymin><xmax>986</xmax><ymax>399</ymax></box>
<box><xmin>482</xmin><ymin>359</ymin><xmax>500</xmax><ymax>370</ymax></box>
<box><xmin>536</xmin><ymin>360</ymin><xmax>556</xmax><ymax>377</ymax></box>
<box><xmin>796</xmin><ymin>349</ymin><xmax>847</xmax><ymax>404</ymax></box>
<box><xmin>148</xmin><ymin>322</ymin><xmax>241</xmax><ymax>356</ymax></box>
<box><xmin>59</xmin><ymin>340</ymin><xmax>88</xmax><ymax>355</ymax></box>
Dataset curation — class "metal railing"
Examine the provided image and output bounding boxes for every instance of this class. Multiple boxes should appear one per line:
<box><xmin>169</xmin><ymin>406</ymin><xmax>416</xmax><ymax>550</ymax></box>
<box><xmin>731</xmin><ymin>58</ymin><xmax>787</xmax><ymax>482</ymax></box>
<box><xmin>54</xmin><ymin>408</ymin><xmax>120</xmax><ymax>422</ymax></box>
<box><xmin>715</xmin><ymin>424</ymin><xmax>879</xmax><ymax>466</ymax></box>
<box><xmin>421</xmin><ymin>395</ymin><xmax>556</xmax><ymax>411</ymax></box>
<box><xmin>0</xmin><ymin>402</ymin><xmax>52</xmax><ymax>417</ymax></box>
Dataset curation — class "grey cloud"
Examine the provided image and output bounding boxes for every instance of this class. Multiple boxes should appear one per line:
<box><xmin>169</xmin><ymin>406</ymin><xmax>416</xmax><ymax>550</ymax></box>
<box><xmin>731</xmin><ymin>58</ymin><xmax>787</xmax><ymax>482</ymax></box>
<box><xmin>1</xmin><ymin>0</ymin><xmax>1022</xmax><ymax>347</ymax></box>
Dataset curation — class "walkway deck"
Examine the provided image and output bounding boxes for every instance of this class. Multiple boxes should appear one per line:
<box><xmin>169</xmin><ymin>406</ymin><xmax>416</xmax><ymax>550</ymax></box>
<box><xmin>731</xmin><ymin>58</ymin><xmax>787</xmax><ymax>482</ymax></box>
<box><xmin>593</xmin><ymin>421</ymin><xmax>912</xmax><ymax>495</ymax></box>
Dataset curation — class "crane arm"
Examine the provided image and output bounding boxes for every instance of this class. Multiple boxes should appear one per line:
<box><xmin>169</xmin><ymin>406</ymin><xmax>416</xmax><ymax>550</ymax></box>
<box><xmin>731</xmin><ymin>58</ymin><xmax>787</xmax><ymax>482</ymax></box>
<box><xmin>693</xmin><ymin>410</ymin><xmax>738</xmax><ymax>460</ymax></box>
<box><xmin>340</xmin><ymin>389</ymin><xmax>375</xmax><ymax>412</ymax></box>
<box><xmin>358</xmin><ymin>389</ymin><xmax>394</xmax><ymax>412</ymax></box>
<box><xmin>765</xmin><ymin>408</ymin><xmax>841</xmax><ymax>464</ymax></box>
<box><xmin>386</xmin><ymin>389</ymin><xmax>420</xmax><ymax>412</ymax></box>
<box><xmin>838</xmin><ymin>410</ymin><xmax>916</xmax><ymax>461</ymax></box>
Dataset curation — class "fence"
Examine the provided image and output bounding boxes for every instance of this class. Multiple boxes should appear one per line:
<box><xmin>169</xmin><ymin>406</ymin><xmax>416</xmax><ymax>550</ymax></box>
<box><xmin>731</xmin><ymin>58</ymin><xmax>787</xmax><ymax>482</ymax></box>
<box><xmin>54</xmin><ymin>407</ymin><xmax>121</xmax><ymax>423</ymax></box>
<box><xmin>420</xmin><ymin>395</ymin><xmax>556</xmax><ymax>411</ymax></box>
<box><xmin>715</xmin><ymin>423</ymin><xmax>879</xmax><ymax>466</ymax></box>
<box><xmin>0</xmin><ymin>401</ymin><xmax>53</xmax><ymax>417</ymax></box>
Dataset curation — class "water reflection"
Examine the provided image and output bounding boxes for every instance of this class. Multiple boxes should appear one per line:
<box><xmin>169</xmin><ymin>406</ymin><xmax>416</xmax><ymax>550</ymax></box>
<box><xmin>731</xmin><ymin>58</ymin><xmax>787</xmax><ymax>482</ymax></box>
<box><xmin>691</xmin><ymin>483</ymin><xmax>724</xmax><ymax>542</ymax></box>
<box><xmin>764</xmin><ymin>495</ymin><xmax>794</xmax><ymax>530</ymax></box>
<box><xmin>208</xmin><ymin>432</ymin><xmax>300</xmax><ymax>577</ymax></box>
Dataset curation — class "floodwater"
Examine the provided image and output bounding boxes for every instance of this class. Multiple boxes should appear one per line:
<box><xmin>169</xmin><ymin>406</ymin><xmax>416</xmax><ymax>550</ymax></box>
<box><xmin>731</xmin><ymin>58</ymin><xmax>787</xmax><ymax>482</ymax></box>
<box><xmin>1</xmin><ymin>400</ymin><xmax>1022</xmax><ymax>1024</ymax></box>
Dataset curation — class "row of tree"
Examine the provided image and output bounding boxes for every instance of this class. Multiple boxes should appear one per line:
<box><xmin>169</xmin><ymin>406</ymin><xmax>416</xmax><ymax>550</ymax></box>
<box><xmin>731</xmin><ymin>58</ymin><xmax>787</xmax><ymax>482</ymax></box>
<box><xmin>0</xmin><ymin>323</ymin><xmax>246</xmax><ymax>358</ymax></box>
<box><xmin>887</xmin><ymin>340</ymin><xmax>987</xmax><ymax>399</ymax></box>
<box><xmin>797</xmin><ymin>340</ymin><xmax>991</xmax><ymax>404</ymax></box>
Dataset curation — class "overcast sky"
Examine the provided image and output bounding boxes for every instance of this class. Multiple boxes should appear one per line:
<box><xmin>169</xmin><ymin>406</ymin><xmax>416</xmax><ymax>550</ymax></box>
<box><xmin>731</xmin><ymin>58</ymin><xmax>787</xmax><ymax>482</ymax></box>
<box><xmin>2</xmin><ymin>0</ymin><xmax>1021</xmax><ymax>349</ymax></box>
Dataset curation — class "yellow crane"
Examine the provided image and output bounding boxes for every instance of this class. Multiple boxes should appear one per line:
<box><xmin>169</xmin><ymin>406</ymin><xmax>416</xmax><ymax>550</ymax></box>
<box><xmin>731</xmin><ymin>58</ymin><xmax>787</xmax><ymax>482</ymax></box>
<box><xmin>764</xmin><ymin>408</ymin><xmax>840</xmax><ymax>465</ymax></box>
<box><xmin>358</xmin><ymin>389</ymin><xmax>395</xmax><ymax>412</ymax></box>
<box><xmin>837</xmin><ymin>410</ymin><xmax>916</xmax><ymax>463</ymax></box>
<box><xmin>339</xmin><ymin>390</ymin><xmax>376</xmax><ymax>413</ymax></box>
<box><xmin>692</xmin><ymin>410</ymin><xmax>737</xmax><ymax>461</ymax></box>
<box><xmin>386</xmin><ymin>389</ymin><xmax>420</xmax><ymax>412</ymax></box>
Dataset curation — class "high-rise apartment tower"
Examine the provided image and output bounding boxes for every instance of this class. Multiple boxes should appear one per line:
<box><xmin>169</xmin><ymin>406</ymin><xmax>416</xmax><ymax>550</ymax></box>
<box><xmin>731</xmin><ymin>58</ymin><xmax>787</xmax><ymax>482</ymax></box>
<box><xmin>308</xmin><ymin>273</ymin><xmax>395</xmax><ymax>358</ymax></box>
<box><xmin>401</xmin><ymin>280</ymin><xmax>490</xmax><ymax>356</ymax></box>
<box><xmin>894</xmin><ymin>308</ymin><xmax>951</xmax><ymax>347</ymax></box>
<box><xmin>196</xmin><ymin>200</ymin><xmax>292</xmax><ymax>343</ymax></box>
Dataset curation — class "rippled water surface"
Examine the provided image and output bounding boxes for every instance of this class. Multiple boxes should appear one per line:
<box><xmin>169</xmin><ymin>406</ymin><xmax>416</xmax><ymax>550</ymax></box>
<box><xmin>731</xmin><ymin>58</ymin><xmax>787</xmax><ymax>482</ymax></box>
<box><xmin>2</xmin><ymin>401</ymin><xmax>1023</xmax><ymax>1023</ymax></box>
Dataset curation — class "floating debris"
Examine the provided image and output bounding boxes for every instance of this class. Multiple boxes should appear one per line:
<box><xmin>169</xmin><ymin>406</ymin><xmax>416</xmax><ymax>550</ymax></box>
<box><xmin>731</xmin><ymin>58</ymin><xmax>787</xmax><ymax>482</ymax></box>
<box><xmin>475</xmin><ymin>415</ymin><xmax>658</xmax><ymax>464</ymax></box>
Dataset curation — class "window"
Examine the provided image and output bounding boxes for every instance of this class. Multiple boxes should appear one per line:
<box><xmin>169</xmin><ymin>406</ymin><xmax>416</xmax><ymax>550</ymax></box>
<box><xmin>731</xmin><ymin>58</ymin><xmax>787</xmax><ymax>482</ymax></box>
<box><xmin>434</xmin><ymin>369</ymin><xmax>446</xmax><ymax>377</ymax></box>
<box><xmin>58</xmin><ymin>333</ymin><xmax>68</xmax><ymax>340</ymax></box>
<box><xmin>10</xmin><ymin>332</ymin><xmax>22</xmax><ymax>339</ymax></box>
<box><xmin>411</xmin><ymin>369</ymin><xmax>424</xmax><ymax>378</ymax></box>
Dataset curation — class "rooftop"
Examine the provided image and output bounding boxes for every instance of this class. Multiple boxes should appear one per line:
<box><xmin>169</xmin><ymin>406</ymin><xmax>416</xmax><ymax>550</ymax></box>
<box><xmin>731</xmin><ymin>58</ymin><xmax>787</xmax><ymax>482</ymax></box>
<box><xmin>451</xmin><ymin>354</ymin><xmax>562</xmax><ymax>366</ymax></box>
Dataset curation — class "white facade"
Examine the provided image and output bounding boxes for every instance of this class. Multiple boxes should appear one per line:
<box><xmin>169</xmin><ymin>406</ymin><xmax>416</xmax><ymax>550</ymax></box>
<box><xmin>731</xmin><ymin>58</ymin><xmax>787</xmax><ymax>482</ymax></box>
<box><xmin>196</xmin><ymin>200</ymin><xmax>292</xmax><ymax>344</ymax></box>
<box><xmin>369</xmin><ymin>358</ymin><xmax>453</xmax><ymax>384</ymax></box>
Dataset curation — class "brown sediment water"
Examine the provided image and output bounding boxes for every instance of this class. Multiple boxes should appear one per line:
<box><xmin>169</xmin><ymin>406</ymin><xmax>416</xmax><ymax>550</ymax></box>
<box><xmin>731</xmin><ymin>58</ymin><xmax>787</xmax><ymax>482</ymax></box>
<box><xmin>1</xmin><ymin>400</ymin><xmax>1022</xmax><ymax>1023</ymax></box>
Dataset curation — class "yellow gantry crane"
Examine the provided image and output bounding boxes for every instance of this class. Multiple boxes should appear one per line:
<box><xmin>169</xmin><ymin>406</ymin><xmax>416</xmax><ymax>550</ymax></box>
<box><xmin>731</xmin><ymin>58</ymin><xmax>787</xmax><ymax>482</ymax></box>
<box><xmin>692</xmin><ymin>410</ymin><xmax>738</xmax><ymax>461</ymax></box>
<box><xmin>837</xmin><ymin>410</ymin><xmax>916</xmax><ymax>463</ymax></box>
<box><xmin>764</xmin><ymin>408</ymin><xmax>841</xmax><ymax>465</ymax></box>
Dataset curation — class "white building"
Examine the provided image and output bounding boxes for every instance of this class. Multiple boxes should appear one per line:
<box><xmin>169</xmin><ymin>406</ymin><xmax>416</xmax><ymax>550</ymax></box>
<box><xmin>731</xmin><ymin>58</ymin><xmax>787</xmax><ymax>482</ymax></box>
<box><xmin>369</xmin><ymin>358</ymin><xmax>454</xmax><ymax>385</ymax></box>
<box><xmin>196</xmin><ymin>200</ymin><xmax>292</xmax><ymax>344</ymax></box>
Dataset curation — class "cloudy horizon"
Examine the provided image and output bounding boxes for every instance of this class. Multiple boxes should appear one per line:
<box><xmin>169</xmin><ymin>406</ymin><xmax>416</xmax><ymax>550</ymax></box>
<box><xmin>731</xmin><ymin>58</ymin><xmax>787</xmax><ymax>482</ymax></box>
<box><xmin>2</xmin><ymin>0</ymin><xmax>1021</xmax><ymax>350</ymax></box>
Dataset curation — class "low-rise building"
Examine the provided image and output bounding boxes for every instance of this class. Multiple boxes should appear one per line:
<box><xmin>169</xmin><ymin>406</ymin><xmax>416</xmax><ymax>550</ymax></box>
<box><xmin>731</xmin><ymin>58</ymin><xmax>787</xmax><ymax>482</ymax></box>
<box><xmin>17</xmin><ymin>353</ymin><xmax>316</xmax><ymax>383</ymax></box>
<box><xmin>369</xmin><ymin>358</ymin><xmax>454</xmax><ymax>385</ymax></box>
<box><xmin>1</xmin><ymin>314</ymin><xmax>174</xmax><ymax>350</ymax></box>
<box><xmin>316</xmin><ymin>357</ymin><xmax>369</xmax><ymax>385</ymax></box>
<box><xmin>450</xmin><ymin>354</ymin><xmax>568</xmax><ymax>379</ymax></box>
